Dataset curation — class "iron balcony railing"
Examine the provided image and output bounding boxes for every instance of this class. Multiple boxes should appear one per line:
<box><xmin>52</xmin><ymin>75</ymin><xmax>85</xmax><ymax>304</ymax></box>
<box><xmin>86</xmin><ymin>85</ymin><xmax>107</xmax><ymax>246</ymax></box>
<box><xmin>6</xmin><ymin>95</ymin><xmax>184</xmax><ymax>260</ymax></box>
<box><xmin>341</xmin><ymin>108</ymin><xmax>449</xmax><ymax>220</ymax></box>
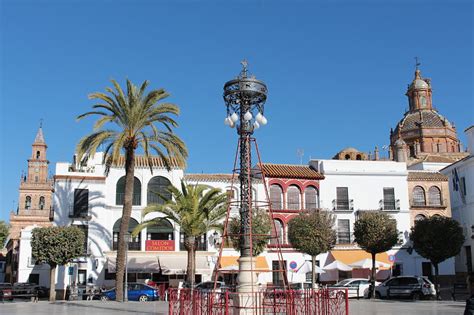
<box><xmin>379</xmin><ymin>199</ymin><xmax>401</xmax><ymax>211</ymax></box>
<box><xmin>336</xmin><ymin>232</ymin><xmax>353</xmax><ymax>244</ymax></box>
<box><xmin>332</xmin><ymin>199</ymin><xmax>354</xmax><ymax>211</ymax></box>
<box><xmin>68</xmin><ymin>205</ymin><xmax>91</xmax><ymax>219</ymax></box>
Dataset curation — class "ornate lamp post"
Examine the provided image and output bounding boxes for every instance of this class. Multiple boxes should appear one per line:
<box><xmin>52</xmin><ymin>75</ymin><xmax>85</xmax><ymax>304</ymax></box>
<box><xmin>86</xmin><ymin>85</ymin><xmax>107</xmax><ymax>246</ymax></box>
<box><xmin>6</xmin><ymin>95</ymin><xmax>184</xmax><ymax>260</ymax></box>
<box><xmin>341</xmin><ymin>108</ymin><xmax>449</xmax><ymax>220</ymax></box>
<box><xmin>223</xmin><ymin>60</ymin><xmax>268</xmax><ymax>300</ymax></box>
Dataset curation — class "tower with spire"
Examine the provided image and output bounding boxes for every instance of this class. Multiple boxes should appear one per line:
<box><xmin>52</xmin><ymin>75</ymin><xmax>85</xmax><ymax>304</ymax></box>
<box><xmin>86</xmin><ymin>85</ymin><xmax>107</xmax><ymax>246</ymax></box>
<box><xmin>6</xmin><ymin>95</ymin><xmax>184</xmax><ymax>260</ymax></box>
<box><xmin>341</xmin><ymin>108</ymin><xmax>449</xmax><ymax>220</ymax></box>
<box><xmin>390</xmin><ymin>64</ymin><xmax>467</xmax><ymax>163</ymax></box>
<box><xmin>6</xmin><ymin>124</ymin><xmax>54</xmax><ymax>283</ymax></box>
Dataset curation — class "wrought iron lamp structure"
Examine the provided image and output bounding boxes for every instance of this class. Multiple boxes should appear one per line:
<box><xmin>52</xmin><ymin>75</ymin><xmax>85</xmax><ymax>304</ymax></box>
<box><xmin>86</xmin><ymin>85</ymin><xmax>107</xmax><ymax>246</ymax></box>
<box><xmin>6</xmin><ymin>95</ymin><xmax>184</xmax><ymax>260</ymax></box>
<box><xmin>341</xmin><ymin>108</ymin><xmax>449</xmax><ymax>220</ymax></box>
<box><xmin>223</xmin><ymin>60</ymin><xmax>268</xmax><ymax>258</ymax></box>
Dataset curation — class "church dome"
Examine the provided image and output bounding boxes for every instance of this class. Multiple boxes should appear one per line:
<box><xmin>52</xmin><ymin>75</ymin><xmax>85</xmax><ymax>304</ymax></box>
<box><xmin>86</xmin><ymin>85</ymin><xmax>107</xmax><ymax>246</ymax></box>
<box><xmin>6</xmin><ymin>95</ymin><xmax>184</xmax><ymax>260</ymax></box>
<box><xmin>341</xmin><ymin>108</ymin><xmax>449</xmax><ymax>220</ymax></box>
<box><xmin>394</xmin><ymin>110</ymin><xmax>453</xmax><ymax>135</ymax></box>
<box><xmin>411</xmin><ymin>79</ymin><xmax>429</xmax><ymax>89</ymax></box>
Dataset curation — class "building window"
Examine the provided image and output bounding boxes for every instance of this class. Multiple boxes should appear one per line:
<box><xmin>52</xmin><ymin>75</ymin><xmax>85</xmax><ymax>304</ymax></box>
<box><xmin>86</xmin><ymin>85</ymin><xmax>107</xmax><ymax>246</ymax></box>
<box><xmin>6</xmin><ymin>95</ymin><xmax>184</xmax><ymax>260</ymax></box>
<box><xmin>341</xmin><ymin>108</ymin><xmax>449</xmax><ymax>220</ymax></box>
<box><xmin>39</xmin><ymin>196</ymin><xmax>45</xmax><ymax>210</ymax></box>
<box><xmin>337</xmin><ymin>219</ymin><xmax>351</xmax><ymax>244</ymax></box>
<box><xmin>383</xmin><ymin>188</ymin><xmax>396</xmax><ymax>210</ymax></box>
<box><xmin>78</xmin><ymin>270</ymin><xmax>87</xmax><ymax>285</ymax></box>
<box><xmin>272</xmin><ymin>260</ymin><xmax>287</xmax><ymax>286</ymax></box>
<box><xmin>112</xmin><ymin>218</ymin><xmax>141</xmax><ymax>251</ymax></box>
<box><xmin>413</xmin><ymin>186</ymin><xmax>426</xmax><ymax>206</ymax></box>
<box><xmin>147</xmin><ymin>219</ymin><xmax>174</xmax><ymax>240</ymax></box>
<box><xmin>461</xmin><ymin>177</ymin><xmax>467</xmax><ymax>196</ymax></box>
<box><xmin>180</xmin><ymin>233</ymin><xmax>207</xmax><ymax>251</ymax></box>
<box><xmin>147</xmin><ymin>176</ymin><xmax>171</xmax><ymax>205</ymax></box>
<box><xmin>270</xmin><ymin>219</ymin><xmax>284</xmax><ymax>245</ymax></box>
<box><xmin>116</xmin><ymin>176</ymin><xmax>141</xmax><ymax>205</ymax></box>
<box><xmin>415</xmin><ymin>214</ymin><xmax>426</xmax><ymax>221</ymax></box>
<box><xmin>270</xmin><ymin>184</ymin><xmax>283</xmax><ymax>210</ymax></box>
<box><xmin>36</xmin><ymin>151</ymin><xmax>40</xmax><ymax>159</ymax></box>
<box><xmin>336</xmin><ymin>187</ymin><xmax>349</xmax><ymax>210</ymax></box>
<box><xmin>25</xmin><ymin>196</ymin><xmax>32</xmax><ymax>210</ymax></box>
<box><xmin>304</xmin><ymin>186</ymin><xmax>319</xmax><ymax>210</ymax></box>
<box><xmin>428</xmin><ymin>186</ymin><xmax>442</xmax><ymax>206</ymax></box>
<box><xmin>356</xmin><ymin>154</ymin><xmax>362</xmax><ymax>160</ymax></box>
<box><xmin>73</xmin><ymin>189</ymin><xmax>89</xmax><ymax>217</ymax></box>
<box><xmin>287</xmin><ymin>186</ymin><xmax>301</xmax><ymax>210</ymax></box>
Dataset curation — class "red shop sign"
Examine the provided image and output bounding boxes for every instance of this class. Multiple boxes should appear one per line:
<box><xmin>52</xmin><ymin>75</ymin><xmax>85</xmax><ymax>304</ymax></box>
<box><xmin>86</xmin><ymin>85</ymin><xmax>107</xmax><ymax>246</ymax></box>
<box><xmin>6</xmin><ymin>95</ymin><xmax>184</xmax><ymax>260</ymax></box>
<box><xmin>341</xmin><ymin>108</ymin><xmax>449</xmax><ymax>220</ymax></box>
<box><xmin>145</xmin><ymin>240</ymin><xmax>175</xmax><ymax>251</ymax></box>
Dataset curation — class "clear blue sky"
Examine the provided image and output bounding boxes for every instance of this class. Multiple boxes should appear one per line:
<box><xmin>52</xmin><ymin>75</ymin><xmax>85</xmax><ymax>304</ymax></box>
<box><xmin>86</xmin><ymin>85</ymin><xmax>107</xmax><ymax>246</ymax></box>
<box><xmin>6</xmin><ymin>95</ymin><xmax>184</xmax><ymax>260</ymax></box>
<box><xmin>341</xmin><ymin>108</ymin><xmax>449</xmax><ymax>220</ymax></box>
<box><xmin>1</xmin><ymin>0</ymin><xmax>473</xmax><ymax>222</ymax></box>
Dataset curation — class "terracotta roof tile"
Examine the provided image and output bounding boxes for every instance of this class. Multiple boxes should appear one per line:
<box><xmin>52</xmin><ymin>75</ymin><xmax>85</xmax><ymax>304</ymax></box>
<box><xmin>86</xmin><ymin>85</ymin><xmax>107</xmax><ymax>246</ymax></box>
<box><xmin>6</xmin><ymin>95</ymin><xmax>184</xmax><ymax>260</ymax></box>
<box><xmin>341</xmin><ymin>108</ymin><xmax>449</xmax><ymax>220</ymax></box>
<box><xmin>113</xmin><ymin>156</ymin><xmax>184</xmax><ymax>169</ymax></box>
<box><xmin>184</xmin><ymin>174</ymin><xmax>235</xmax><ymax>182</ymax></box>
<box><xmin>259</xmin><ymin>163</ymin><xmax>324</xmax><ymax>180</ymax></box>
<box><xmin>408</xmin><ymin>171</ymin><xmax>448</xmax><ymax>182</ymax></box>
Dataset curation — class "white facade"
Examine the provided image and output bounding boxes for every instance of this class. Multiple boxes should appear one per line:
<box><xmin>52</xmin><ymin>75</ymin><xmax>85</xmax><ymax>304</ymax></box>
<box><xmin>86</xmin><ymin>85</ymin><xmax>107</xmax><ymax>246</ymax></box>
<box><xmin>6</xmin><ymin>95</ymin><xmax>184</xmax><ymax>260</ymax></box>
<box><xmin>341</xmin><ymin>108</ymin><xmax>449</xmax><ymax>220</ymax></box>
<box><xmin>441</xmin><ymin>126</ymin><xmax>474</xmax><ymax>274</ymax></box>
<box><xmin>17</xmin><ymin>226</ymin><xmax>50</xmax><ymax>287</ymax></box>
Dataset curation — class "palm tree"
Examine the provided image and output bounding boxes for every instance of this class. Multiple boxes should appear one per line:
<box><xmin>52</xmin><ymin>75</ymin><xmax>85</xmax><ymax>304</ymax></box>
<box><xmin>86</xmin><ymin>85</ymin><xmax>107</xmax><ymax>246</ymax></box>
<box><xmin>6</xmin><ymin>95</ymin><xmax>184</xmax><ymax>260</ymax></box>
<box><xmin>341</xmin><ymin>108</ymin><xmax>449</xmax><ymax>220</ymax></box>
<box><xmin>76</xmin><ymin>79</ymin><xmax>188</xmax><ymax>301</ymax></box>
<box><xmin>133</xmin><ymin>181</ymin><xmax>227</xmax><ymax>287</ymax></box>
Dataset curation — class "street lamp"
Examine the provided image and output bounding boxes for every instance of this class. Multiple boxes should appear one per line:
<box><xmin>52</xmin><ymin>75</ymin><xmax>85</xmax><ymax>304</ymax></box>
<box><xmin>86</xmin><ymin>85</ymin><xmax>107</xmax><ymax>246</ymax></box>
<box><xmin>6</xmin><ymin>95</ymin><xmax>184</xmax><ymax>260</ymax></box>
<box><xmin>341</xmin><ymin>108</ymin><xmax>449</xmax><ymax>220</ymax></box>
<box><xmin>124</xmin><ymin>232</ymin><xmax>130</xmax><ymax>302</ymax></box>
<box><xmin>223</xmin><ymin>60</ymin><xmax>268</xmax><ymax>298</ymax></box>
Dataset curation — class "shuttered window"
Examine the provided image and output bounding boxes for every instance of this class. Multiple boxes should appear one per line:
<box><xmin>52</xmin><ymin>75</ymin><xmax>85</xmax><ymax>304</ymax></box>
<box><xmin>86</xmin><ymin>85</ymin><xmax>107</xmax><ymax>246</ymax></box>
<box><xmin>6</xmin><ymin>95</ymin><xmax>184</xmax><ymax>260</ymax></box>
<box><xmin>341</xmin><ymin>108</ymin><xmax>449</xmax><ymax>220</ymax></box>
<box><xmin>287</xmin><ymin>186</ymin><xmax>301</xmax><ymax>210</ymax></box>
<box><xmin>428</xmin><ymin>186</ymin><xmax>442</xmax><ymax>206</ymax></box>
<box><xmin>74</xmin><ymin>189</ymin><xmax>89</xmax><ymax>216</ymax></box>
<box><xmin>413</xmin><ymin>186</ymin><xmax>426</xmax><ymax>206</ymax></box>
<box><xmin>270</xmin><ymin>185</ymin><xmax>283</xmax><ymax>209</ymax></box>
<box><xmin>304</xmin><ymin>186</ymin><xmax>319</xmax><ymax>210</ymax></box>
<box><xmin>336</xmin><ymin>187</ymin><xmax>349</xmax><ymax>210</ymax></box>
<box><xmin>383</xmin><ymin>187</ymin><xmax>396</xmax><ymax>210</ymax></box>
<box><xmin>337</xmin><ymin>219</ymin><xmax>351</xmax><ymax>244</ymax></box>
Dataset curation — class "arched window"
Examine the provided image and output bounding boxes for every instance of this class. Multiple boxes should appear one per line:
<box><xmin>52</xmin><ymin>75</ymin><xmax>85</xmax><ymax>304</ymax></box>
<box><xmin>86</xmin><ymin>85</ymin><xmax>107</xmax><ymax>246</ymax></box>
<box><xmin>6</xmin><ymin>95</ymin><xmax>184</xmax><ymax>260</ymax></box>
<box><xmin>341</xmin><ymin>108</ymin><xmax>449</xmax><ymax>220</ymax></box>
<box><xmin>287</xmin><ymin>185</ymin><xmax>301</xmax><ymax>210</ymax></box>
<box><xmin>344</xmin><ymin>154</ymin><xmax>351</xmax><ymax>160</ymax></box>
<box><xmin>356</xmin><ymin>154</ymin><xmax>362</xmax><ymax>160</ymax></box>
<box><xmin>25</xmin><ymin>196</ymin><xmax>31</xmax><ymax>210</ymax></box>
<box><xmin>147</xmin><ymin>218</ymin><xmax>174</xmax><ymax>240</ymax></box>
<box><xmin>413</xmin><ymin>186</ymin><xmax>426</xmax><ymax>206</ymax></box>
<box><xmin>112</xmin><ymin>218</ymin><xmax>141</xmax><ymax>250</ymax></box>
<box><xmin>116</xmin><ymin>176</ymin><xmax>141</xmax><ymax>206</ymax></box>
<box><xmin>304</xmin><ymin>186</ymin><xmax>319</xmax><ymax>210</ymax></box>
<box><xmin>271</xmin><ymin>219</ymin><xmax>284</xmax><ymax>245</ymax></box>
<box><xmin>270</xmin><ymin>184</ymin><xmax>283</xmax><ymax>209</ymax></box>
<box><xmin>147</xmin><ymin>176</ymin><xmax>171</xmax><ymax>205</ymax></box>
<box><xmin>415</xmin><ymin>214</ymin><xmax>426</xmax><ymax>221</ymax></box>
<box><xmin>36</xmin><ymin>151</ymin><xmax>40</xmax><ymax>159</ymax></box>
<box><xmin>428</xmin><ymin>186</ymin><xmax>442</xmax><ymax>206</ymax></box>
<box><xmin>39</xmin><ymin>196</ymin><xmax>45</xmax><ymax>210</ymax></box>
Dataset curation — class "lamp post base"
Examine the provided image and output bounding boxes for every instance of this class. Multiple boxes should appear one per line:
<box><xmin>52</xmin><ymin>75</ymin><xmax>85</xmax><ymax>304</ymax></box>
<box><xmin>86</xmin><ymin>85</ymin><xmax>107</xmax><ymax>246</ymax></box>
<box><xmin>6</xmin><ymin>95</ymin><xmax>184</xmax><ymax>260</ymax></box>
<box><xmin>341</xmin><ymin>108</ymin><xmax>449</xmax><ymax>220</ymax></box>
<box><xmin>234</xmin><ymin>257</ymin><xmax>260</xmax><ymax>315</ymax></box>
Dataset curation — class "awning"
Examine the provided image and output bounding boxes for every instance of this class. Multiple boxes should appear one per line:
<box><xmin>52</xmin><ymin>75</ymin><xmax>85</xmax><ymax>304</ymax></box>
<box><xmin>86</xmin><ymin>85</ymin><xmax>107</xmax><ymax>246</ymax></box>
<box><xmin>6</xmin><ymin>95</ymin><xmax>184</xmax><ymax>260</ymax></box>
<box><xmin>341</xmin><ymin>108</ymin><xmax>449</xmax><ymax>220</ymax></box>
<box><xmin>159</xmin><ymin>255</ymin><xmax>210</xmax><ymax>275</ymax></box>
<box><xmin>329</xmin><ymin>250</ymin><xmax>392</xmax><ymax>269</ymax></box>
<box><xmin>107</xmin><ymin>256</ymin><xmax>160</xmax><ymax>273</ymax></box>
<box><xmin>219</xmin><ymin>256</ymin><xmax>270</xmax><ymax>272</ymax></box>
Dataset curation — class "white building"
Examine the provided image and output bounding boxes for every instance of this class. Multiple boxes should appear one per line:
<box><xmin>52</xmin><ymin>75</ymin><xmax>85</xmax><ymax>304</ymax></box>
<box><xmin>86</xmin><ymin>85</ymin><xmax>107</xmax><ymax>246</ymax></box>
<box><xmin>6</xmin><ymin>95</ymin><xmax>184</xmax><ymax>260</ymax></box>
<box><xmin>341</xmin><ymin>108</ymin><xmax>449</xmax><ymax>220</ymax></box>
<box><xmin>441</xmin><ymin>126</ymin><xmax>474</xmax><ymax>274</ymax></box>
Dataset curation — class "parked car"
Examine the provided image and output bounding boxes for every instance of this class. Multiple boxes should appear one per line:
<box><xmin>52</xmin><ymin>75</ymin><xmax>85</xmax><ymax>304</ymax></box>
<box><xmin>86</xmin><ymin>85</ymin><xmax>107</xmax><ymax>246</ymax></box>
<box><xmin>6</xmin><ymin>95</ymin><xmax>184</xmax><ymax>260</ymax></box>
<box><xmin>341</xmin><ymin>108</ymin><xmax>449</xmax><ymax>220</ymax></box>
<box><xmin>12</xmin><ymin>282</ymin><xmax>49</xmax><ymax>299</ymax></box>
<box><xmin>0</xmin><ymin>283</ymin><xmax>13</xmax><ymax>301</ymax></box>
<box><xmin>289</xmin><ymin>282</ymin><xmax>314</xmax><ymax>290</ymax></box>
<box><xmin>194</xmin><ymin>281</ymin><xmax>229</xmax><ymax>293</ymax></box>
<box><xmin>101</xmin><ymin>283</ymin><xmax>159</xmax><ymax>301</ymax></box>
<box><xmin>328</xmin><ymin>278</ymin><xmax>378</xmax><ymax>298</ymax></box>
<box><xmin>375</xmin><ymin>276</ymin><xmax>436</xmax><ymax>300</ymax></box>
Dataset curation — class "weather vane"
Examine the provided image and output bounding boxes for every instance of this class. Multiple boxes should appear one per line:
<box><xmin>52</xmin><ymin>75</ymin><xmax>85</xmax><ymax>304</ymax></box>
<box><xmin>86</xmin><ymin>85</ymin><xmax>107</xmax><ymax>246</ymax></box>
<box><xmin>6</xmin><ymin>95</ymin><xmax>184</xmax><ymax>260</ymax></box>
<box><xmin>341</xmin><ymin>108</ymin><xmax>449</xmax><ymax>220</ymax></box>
<box><xmin>415</xmin><ymin>57</ymin><xmax>421</xmax><ymax>70</ymax></box>
<box><xmin>240</xmin><ymin>59</ymin><xmax>248</xmax><ymax>77</ymax></box>
<box><xmin>39</xmin><ymin>118</ymin><xmax>43</xmax><ymax>128</ymax></box>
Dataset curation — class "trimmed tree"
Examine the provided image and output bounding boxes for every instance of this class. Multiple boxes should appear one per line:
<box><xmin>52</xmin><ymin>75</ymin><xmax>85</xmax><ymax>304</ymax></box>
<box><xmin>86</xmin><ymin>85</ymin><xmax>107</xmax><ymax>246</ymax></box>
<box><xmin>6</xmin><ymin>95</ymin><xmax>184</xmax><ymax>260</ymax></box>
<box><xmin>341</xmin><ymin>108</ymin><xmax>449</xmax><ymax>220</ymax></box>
<box><xmin>411</xmin><ymin>216</ymin><xmax>464</xmax><ymax>299</ymax></box>
<box><xmin>76</xmin><ymin>79</ymin><xmax>188</xmax><ymax>301</ymax></box>
<box><xmin>353</xmin><ymin>212</ymin><xmax>399</xmax><ymax>298</ymax></box>
<box><xmin>228</xmin><ymin>208</ymin><xmax>271</xmax><ymax>257</ymax></box>
<box><xmin>31</xmin><ymin>226</ymin><xmax>85</xmax><ymax>301</ymax></box>
<box><xmin>0</xmin><ymin>220</ymin><xmax>9</xmax><ymax>248</ymax></box>
<box><xmin>288</xmin><ymin>211</ymin><xmax>336</xmax><ymax>288</ymax></box>
<box><xmin>133</xmin><ymin>181</ymin><xmax>227</xmax><ymax>288</ymax></box>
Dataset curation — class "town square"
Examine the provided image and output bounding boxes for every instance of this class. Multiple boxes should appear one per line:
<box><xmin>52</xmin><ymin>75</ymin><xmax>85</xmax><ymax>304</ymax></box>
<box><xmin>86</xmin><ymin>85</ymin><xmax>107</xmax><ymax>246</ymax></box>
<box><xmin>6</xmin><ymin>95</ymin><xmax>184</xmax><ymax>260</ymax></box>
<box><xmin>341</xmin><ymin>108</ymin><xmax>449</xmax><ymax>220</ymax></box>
<box><xmin>0</xmin><ymin>0</ymin><xmax>472</xmax><ymax>314</ymax></box>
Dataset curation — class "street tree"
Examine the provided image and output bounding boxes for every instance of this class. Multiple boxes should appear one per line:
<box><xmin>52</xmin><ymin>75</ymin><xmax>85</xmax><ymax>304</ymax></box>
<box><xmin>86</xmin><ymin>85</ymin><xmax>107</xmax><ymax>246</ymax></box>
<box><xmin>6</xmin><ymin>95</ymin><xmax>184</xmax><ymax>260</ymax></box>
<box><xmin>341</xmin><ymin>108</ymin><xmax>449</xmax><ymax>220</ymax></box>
<box><xmin>288</xmin><ymin>210</ymin><xmax>336</xmax><ymax>288</ymax></box>
<box><xmin>76</xmin><ymin>79</ymin><xmax>187</xmax><ymax>301</ymax></box>
<box><xmin>0</xmin><ymin>220</ymin><xmax>9</xmax><ymax>248</ymax></box>
<box><xmin>411</xmin><ymin>215</ymin><xmax>464</xmax><ymax>299</ymax></box>
<box><xmin>353</xmin><ymin>211</ymin><xmax>399</xmax><ymax>298</ymax></box>
<box><xmin>31</xmin><ymin>226</ymin><xmax>85</xmax><ymax>301</ymax></box>
<box><xmin>133</xmin><ymin>181</ymin><xmax>227</xmax><ymax>287</ymax></box>
<box><xmin>228</xmin><ymin>208</ymin><xmax>272</xmax><ymax>257</ymax></box>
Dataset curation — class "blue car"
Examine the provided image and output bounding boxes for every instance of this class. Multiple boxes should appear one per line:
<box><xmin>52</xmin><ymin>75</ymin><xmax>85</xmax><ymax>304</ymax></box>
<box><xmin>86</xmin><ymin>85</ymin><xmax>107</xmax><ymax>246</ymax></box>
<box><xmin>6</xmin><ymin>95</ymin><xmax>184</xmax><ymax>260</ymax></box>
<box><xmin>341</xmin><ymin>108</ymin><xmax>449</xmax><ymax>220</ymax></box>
<box><xmin>101</xmin><ymin>283</ymin><xmax>159</xmax><ymax>301</ymax></box>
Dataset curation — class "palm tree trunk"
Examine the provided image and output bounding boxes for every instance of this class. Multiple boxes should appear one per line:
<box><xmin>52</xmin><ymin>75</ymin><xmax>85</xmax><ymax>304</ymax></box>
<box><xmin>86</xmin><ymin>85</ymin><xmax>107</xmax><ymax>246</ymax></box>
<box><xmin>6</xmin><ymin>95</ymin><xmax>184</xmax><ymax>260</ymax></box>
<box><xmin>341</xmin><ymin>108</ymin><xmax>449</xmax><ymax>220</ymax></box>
<box><xmin>115</xmin><ymin>146</ymin><xmax>136</xmax><ymax>302</ymax></box>
<box><xmin>434</xmin><ymin>263</ymin><xmax>440</xmax><ymax>300</ymax></box>
<box><xmin>311</xmin><ymin>255</ymin><xmax>316</xmax><ymax>289</ymax></box>
<box><xmin>185</xmin><ymin>236</ymin><xmax>197</xmax><ymax>287</ymax></box>
<box><xmin>371</xmin><ymin>252</ymin><xmax>376</xmax><ymax>299</ymax></box>
<box><xmin>49</xmin><ymin>264</ymin><xmax>56</xmax><ymax>302</ymax></box>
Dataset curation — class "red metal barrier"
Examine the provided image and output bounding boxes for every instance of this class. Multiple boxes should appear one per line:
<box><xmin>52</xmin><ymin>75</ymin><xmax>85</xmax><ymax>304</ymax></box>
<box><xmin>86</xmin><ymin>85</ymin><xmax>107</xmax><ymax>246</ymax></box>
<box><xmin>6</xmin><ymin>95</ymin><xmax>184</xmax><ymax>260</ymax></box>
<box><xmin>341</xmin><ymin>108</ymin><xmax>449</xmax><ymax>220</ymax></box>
<box><xmin>169</xmin><ymin>288</ymin><xmax>348</xmax><ymax>315</ymax></box>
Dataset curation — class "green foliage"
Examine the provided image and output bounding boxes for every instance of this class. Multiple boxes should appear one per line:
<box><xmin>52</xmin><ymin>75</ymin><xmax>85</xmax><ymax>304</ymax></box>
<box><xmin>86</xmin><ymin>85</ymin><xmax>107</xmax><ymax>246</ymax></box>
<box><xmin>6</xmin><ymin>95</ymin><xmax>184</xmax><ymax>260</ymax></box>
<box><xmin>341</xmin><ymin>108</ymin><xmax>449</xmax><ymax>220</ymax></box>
<box><xmin>228</xmin><ymin>208</ymin><xmax>271</xmax><ymax>256</ymax></box>
<box><xmin>133</xmin><ymin>181</ymin><xmax>228</xmax><ymax>238</ymax></box>
<box><xmin>411</xmin><ymin>216</ymin><xmax>464</xmax><ymax>265</ymax></box>
<box><xmin>353</xmin><ymin>212</ymin><xmax>399</xmax><ymax>255</ymax></box>
<box><xmin>0</xmin><ymin>220</ymin><xmax>10</xmax><ymax>248</ymax></box>
<box><xmin>76</xmin><ymin>79</ymin><xmax>188</xmax><ymax>173</ymax></box>
<box><xmin>288</xmin><ymin>211</ymin><xmax>337</xmax><ymax>257</ymax></box>
<box><xmin>31</xmin><ymin>226</ymin><xmax>85</xmax><ymax>267</ymax></box>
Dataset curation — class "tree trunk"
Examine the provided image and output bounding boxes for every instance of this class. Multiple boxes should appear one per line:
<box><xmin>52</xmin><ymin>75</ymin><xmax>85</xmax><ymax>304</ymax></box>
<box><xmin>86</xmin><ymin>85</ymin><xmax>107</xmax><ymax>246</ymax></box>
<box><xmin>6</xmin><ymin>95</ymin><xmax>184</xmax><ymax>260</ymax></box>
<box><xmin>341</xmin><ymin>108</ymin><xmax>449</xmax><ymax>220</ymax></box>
<box><xmin>371</xmin><ymin>252</ymin><xmax>376</xmax><ymax>299</ymax></box>
<box><xmin>434</xmin><ymin>262</ymin><xmax>440</xmax><ymax>300</ymax></box>
<box><xmin>49</xmin><ymin>264</ymin><xmax>56</xmax><ymax>302</ymax></box>
<box><xmin>115</xmin><ymin>146</ymin><xmax>135</xmax><ymax>302</ymax></box>
<box><xmin>311</xmin><ymin>255</ymin><xmax>317</xmax><ymax>289</ymax></box>
<box><xmin>185</xmin><ymin>235</ymin><xmax>197</xmax><ymax>288</ymax></box>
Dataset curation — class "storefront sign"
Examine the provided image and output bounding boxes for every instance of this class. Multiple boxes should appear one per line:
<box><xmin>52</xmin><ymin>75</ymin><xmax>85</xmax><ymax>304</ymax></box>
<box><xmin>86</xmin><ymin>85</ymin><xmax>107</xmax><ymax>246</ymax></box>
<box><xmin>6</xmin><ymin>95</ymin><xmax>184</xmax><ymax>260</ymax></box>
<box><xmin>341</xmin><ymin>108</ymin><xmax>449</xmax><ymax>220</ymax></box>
<box><xmin>145</xmin><ymin>240</ymin><xmax>175</xmax><ymax>251</ymax></box>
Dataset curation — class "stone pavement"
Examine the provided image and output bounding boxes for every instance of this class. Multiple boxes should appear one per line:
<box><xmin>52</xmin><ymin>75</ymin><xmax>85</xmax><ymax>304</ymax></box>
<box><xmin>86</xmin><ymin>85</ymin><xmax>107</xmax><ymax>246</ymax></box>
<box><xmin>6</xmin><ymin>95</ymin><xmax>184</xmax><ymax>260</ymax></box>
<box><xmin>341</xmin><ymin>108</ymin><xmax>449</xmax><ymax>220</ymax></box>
<box><xmin>0</xmin><ymin>299</ymin><xmax>467</xmax><ymax>314</ymax></box>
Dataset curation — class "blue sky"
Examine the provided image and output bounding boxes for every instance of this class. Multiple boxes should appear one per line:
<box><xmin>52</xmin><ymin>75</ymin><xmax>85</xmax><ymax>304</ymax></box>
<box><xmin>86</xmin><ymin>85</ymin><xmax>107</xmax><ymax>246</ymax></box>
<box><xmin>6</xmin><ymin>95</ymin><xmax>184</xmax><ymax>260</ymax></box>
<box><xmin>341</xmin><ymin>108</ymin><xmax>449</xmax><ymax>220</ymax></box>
<box><xmin>1</xmin><ymin>0</ymin><xmax>473</xmax><ymax>222</ymax></box>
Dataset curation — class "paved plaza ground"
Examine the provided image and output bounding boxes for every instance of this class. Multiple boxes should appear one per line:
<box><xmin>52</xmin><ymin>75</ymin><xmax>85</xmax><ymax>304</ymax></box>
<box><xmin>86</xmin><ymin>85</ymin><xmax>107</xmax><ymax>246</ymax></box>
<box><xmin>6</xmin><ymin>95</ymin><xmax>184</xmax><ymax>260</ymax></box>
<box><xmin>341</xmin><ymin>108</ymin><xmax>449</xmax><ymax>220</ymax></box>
<box><xmin>0</xmin><ymin>299</ymin><xmax>467</xmax><ymax>314</ymax></box>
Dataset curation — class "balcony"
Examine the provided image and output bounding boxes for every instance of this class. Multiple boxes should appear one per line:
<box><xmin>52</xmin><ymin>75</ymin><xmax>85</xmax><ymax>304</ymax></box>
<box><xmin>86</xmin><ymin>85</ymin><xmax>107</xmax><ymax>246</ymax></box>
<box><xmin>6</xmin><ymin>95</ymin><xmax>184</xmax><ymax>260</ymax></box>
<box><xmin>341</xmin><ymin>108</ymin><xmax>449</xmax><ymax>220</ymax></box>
<box><xmin>332</xmin><ymin>199</ymin><xmax>354</xmax><ymax>211</ymax></box>
<box><xmin>379</xmin><ymin>199</ymin><xmax>401</xmax><ymax>211</ymax></box>
<box><xmin>68</xmin><ymin>205</ymin><xmax>92</xmax><ymax>220</ymax></box>
<box><xmin>336</xmin><ymin>232</ymin><xmax>353</xmax><ymax>244</ymax></box>
<box><xmin>410</xmin><ymin>199</ymin><xmax>447</xmax><ymax>209</ymax></box>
